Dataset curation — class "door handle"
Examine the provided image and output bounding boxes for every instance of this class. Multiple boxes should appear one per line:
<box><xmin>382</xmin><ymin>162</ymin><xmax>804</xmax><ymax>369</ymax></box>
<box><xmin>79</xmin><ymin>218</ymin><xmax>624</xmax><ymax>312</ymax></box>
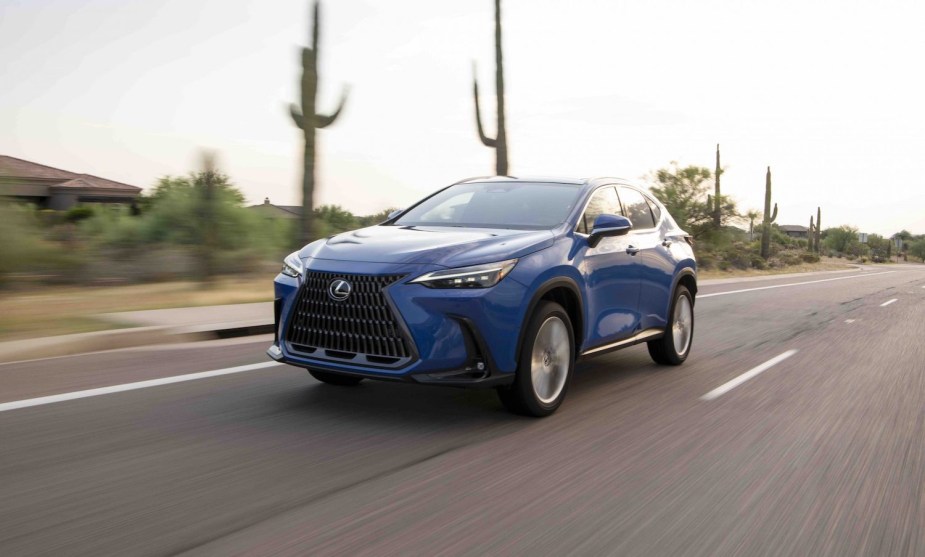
<box><xmin>626</xmin><ymin>246</ymin><xmax>640</xmax><ymax>255</ymax></box>
<box><xmin>661</xmin><ymin>239</ymin><xmax>672</xmax><ymax>248</ymax></box>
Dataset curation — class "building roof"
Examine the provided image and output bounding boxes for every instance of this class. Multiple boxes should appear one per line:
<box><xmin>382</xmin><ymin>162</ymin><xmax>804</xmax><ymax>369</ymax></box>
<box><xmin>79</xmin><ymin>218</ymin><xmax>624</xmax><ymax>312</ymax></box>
<box><xmin>0</xmin><ymin>154</ymin><xmax>76</xmax><ymax>180</ymax></box>
<box><xmin>0</xmin><ymin>155</ymin><xmax>141</xmax><ymax>192</ymax></box>
<box><xmin>248</xmin><ymin>198</ymin><xmax>302</xmax><ymax>218</ymax></box>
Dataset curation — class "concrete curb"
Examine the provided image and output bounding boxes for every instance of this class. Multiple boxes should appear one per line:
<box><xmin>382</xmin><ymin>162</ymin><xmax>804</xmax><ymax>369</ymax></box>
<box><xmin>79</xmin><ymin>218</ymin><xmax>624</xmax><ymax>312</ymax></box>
<box><xmin>0</xmin><ymin>321</ymin><xmax>274</xmax><ymax>365</ymax></box>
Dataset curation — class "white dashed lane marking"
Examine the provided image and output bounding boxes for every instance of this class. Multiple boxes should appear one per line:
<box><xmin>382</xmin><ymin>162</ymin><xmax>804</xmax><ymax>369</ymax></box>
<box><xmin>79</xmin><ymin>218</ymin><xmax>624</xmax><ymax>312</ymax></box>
<box><xmin>699</xmin><ymin>271</ymin><xmax>895</xmax><ymax>299</ymax></box>
<box><xmin>0</xmin><ymin>362</ymin><xmax>284</xmax><ymax>413</ymax></box>
<box><xmin>701</xmin><ymin>350</ymin><xmax>799</xmax><ymax>401</ymax></box>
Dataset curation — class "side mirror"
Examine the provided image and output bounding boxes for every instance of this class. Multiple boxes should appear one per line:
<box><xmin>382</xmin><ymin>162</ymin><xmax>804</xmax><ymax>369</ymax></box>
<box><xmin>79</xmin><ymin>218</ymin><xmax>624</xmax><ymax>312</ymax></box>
<box><xmin>387</xmin><ymin>209</ymin><xmax>403</xmax><ymax>220</ymax></box>
<box><xmin>588</xmin><ymin>214</ymin><xmax>632</xmax><ymax>247</ymax></box>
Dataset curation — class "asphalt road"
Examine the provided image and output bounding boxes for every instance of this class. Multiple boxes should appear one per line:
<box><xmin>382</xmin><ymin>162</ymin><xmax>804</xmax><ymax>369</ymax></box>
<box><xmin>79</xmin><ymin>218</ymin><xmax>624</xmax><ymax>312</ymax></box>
<box><xmin>2</xmin><ymin>265</ymin><xmax>924</xmax><ymax>556</ymax></box>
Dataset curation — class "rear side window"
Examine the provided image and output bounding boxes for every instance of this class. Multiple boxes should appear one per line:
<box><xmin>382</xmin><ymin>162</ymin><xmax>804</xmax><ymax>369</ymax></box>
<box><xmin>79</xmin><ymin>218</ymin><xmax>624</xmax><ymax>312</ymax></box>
<box><xmin>645</xmin><ymin>196</ymin><xmax>662</xmax><ymax>222</ymax></box>
<box><xmin>577</xmin><ymin>186</ymin><xmax>622</xmax><ymax>234</ymax></box>
<box><xmin>617</xmin><ymin>187</ymin><xmax>656</xmax><ymax>229</ymax></box>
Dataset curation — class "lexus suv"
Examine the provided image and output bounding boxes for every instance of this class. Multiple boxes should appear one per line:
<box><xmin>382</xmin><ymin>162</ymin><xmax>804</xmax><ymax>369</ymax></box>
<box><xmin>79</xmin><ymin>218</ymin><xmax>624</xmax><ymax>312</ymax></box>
<box><xmin>267</xmin><ymin>177</ymin><xmax>696</xmax><ymax>416</ymax></box>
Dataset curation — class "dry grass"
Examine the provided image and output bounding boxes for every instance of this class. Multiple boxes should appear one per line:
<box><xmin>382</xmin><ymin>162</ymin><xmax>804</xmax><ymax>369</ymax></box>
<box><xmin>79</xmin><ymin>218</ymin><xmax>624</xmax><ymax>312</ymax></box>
<box><xmin>0</xmin><ymin>277</ymin><xmax>274</xmax><ymax>341</ymax></box>
<box><xmin>698</xmin><ymin>257</ymin><xmax>862</xmax><ymax>280</ymax></box>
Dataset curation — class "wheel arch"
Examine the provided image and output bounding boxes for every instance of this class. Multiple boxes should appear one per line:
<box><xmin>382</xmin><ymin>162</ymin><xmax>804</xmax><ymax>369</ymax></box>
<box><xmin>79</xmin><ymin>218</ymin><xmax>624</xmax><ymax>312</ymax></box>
<box><xmin>674</xmin><ymin>268</ymin><xmax>697</xmax><ymax>303</ymax></box>
<box><xmin>516</xmin><ymin>277</ymin><xmax>584</xmax><ymax>361</ymax></box>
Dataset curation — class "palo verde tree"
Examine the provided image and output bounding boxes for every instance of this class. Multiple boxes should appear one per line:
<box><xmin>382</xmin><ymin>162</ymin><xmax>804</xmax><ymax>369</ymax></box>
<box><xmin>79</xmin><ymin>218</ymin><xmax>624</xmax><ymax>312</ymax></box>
<box><xmin>648</xmin><ymin>163</ymin><xmax>713</xmax><ymax>235</ymax></box>
<box><xmin>290</xmin><ymin>0</ymin><xmax>349</xmax><ymax>245</ymax></box>
<box><xmin>760</xmin><ymin>166</ymin><xmax>778</xmax><ymax>259</ymax></box>
<box><xmin>472</xmin><ymin>0</ymin><xmax>508</xmax><ymax>175</ymax></box>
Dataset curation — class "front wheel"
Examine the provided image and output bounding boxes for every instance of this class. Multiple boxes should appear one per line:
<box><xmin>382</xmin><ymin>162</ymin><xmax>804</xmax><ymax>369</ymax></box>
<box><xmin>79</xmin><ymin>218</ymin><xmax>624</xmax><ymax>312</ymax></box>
<box><xmin>497</xmin><ymin>301</ymin><xmax>575</xmax><ymax>417</ymax></box>
<box><xmin>647</xmin><ymin>285</ymin><xmax>694</xmax><ymax>365</ymax></box>
<box><xmin>308</xmin><ymin>369</ymin><xmax>364</xmax><ymax>386</ymax></box>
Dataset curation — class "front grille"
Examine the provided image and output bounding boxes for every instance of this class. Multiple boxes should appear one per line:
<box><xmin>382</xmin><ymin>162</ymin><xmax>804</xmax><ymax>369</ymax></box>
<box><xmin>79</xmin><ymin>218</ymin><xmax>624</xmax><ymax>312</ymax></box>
<box><xmin>285</xmin><ymin>272</ymin><xmax>411</xmax><ymax>362</ymax></box>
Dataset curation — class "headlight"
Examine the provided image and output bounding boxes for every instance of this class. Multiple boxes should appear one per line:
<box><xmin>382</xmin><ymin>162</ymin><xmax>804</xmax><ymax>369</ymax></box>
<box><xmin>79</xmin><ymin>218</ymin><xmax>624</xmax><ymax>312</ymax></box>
<box><xmin>281</xmin><ymin>251</ymin><xmax>303</xmax><ymax>278</ymax></box>
<box><xmin>410</xmin><ymin>259</ymin><xmax>517</xmax><ymax>289</ymax></box>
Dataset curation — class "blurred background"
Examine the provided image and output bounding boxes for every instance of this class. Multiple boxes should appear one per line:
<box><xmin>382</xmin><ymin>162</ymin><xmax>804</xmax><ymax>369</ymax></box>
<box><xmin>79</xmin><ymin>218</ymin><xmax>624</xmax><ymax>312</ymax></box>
<box><xmin>1</xmin><ymin>0</ymin><xmax>924</xmax><ymax>339</ymax></box>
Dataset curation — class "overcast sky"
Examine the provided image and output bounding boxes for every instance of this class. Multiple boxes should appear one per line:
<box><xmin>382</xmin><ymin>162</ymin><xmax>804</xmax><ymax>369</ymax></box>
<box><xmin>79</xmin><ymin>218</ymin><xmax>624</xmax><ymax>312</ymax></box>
<box><xmin>1</xmin><ymin>0</ymin><xmax>923</xmax><ymax>235</ymax></box>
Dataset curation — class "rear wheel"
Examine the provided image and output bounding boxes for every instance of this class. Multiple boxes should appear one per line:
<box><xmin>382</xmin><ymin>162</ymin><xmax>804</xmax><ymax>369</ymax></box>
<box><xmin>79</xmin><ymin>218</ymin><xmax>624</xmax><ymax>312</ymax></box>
<box><xmin>497</xmin><ymin>301</ymin><xmax>575</xmax><ymax>417</ymax></box>
<box><xmin>308</xmin><ymin>369</ymin><xmax>364</xmax><ymax>386</ymax></box>
<box><xmin>647</xmin><ymin>285</ymin><xmax>694</xmax><ymax>365</ymax></box>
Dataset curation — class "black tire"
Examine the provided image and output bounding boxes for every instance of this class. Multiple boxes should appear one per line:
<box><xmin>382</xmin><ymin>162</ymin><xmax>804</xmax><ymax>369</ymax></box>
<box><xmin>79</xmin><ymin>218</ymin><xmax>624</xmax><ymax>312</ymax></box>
<box><xmin>647</xmin><ymin>285</ymin><xmax>694</xmax><ymax>365</ymax></box>
<box><xmin>497</xmin><ymin>301</ymin><xmax>575</xmax><ymax>417</ymax></box>
<box><xmin>308</xmin><ymin>369</ymin><xmax>364</xmax><ymax>386</ymax></box>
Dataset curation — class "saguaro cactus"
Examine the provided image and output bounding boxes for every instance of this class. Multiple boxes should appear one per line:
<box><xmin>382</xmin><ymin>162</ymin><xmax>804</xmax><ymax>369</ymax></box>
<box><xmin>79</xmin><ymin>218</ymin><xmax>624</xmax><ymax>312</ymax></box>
<box><xmin>290</xmin><ymin>0</ymin><xmax>349</xmax><ymax>245</ymax></box>
<box><xmin>472</xmin><ymin>0</ymin><xmax>508</xmax><ymax>175</ymax></box>
<box><xmin>198</xmin><ymin>152</ymin><xmax>217</xmax><ymax>283</ymax></box>
<box><xmin>760</xmin><ymin>166</ymin><xmax>778</xmax><ymax>260</ymax></box>
<box><xmin>713</xmin><ymin>144</ymin><xmax>722</xmax><ymax>228</ymax></box>
<box><xmin>808</xmin><ymin>215</ymin><xmax>815</xmax><ymax>252</ymax></box>
<box><xmin>815</xmin><ymin>207</ymin><xmax>822</xmax><ymax>254</ymax></box>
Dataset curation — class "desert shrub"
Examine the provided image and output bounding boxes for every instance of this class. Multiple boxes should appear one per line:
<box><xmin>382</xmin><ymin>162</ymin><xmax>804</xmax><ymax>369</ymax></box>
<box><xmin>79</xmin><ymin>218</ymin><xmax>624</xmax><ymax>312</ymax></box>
<box><xmin>720</xmin><ymin>242</ymin><xmax>753</xmax><ymax>270</ymax></box>
<box><xmin>778</xmin><ymin>250</ymin><xmax>803</xmax><ymax>266</ymax></box>
<box><xmin>0</xmin><ymin>203</ymin><xmax>80</xmax><ymax>286</ymax></box>
<box><xmin>697</xmin><ymin>253</ymin><xmax>716</xmax><ymax>270</ymax></box>
<box><xmin>801</xmin><ymin>253</ymin><xmax>820</xmax><ymax>263</ymax></box>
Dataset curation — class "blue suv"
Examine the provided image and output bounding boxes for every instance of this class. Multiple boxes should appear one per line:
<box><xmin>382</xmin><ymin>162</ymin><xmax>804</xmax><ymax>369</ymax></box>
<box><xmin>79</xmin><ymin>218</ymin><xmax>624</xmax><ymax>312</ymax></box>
<box><xmin>267</xmin><ymin>177</ymin><xmax>696</xmax><ymax>416</ymax></box>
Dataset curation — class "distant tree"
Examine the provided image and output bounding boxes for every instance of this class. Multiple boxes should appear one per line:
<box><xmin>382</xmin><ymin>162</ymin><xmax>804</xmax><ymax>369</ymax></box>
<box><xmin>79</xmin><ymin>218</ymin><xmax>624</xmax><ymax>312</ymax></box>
<box><xmin>647</xmin><ymin>163</ymin><xmax>713</xmax><ymax>235</ymax></box>
<box><xmin>909</xmin><ymin>239</ymin><xmax>925</xmax><ymax>262</ymax></box>
<box><xmin>139</xmin><ymin>171</ymin><xmax>253</xmax><ymax>251</ymax></box>
<box><xmin>824</xmin><ymin>226</ymin><xmax>859</xmax><ymax>254</ymax></box>
<box><xmin>895</xmin><ymin>229</ymin><xmax>914</xmax><ymax>242</ymax></box>
<box><xmin>356</xmin><ymin>208</ymin><xmax>399</xmax><ymax>228</ymax></box>
<box><xmin>314</xmin><ymin>204</ymin><xmax>356</xmax><ymax>234</ymax></box>
<box><xmin>866</xmin><ymin>234</ymin><xmax>891</xmax><ymax>262</ymax></box>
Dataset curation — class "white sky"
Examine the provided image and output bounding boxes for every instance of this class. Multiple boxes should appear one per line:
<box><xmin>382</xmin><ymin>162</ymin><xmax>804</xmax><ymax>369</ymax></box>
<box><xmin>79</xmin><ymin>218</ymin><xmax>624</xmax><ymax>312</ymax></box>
<box><xmin>1</xmin><ymin>0</ymin><xmax>923</xmax><ymax>236</ymax></box>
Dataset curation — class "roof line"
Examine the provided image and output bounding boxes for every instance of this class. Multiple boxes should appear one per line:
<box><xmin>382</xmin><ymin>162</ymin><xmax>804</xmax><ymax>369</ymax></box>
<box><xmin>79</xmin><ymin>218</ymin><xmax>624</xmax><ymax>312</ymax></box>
<box><xmin>0</xmin><ymin>154</ymin><xmax>78</xmax><ymax>178</ymax></box>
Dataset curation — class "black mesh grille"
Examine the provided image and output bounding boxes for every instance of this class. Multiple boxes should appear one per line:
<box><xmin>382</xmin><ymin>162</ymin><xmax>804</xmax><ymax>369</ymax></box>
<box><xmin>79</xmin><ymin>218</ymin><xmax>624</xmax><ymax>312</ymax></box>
<box><xmin>285</xmin><ymin>272</ymin><xmax>411</xmax><ymax>360</ymax></box>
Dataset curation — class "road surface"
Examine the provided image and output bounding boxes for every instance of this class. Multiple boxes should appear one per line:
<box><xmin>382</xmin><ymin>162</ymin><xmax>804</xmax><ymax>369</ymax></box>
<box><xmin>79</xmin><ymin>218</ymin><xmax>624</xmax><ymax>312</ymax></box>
<box><xmin>1</xmin><ymin>266</ymin><xmax>924</xmax><ymax>556</ymax></box>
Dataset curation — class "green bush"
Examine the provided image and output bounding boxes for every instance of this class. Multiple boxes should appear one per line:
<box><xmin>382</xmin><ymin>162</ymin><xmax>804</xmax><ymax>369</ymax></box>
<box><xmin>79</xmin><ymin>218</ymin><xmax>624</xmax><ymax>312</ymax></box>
<box><xmin>0</xmin><ymin>203</ymin><xmax>85</xmax><ymax>286</ymax></box>
<box><xmin>65</xmin><ymin>205</ymin><xmax>95</xmax><ymax>223</ymax></box>
<box><xmin>801</xmin><ymin>253</ymin><xmax>820</xmax><ymax>263</ymax></box>
<box><xmin>697</xmin><ymin>253</ymin><xmax>716</xmax><ymax>270</ymax></box>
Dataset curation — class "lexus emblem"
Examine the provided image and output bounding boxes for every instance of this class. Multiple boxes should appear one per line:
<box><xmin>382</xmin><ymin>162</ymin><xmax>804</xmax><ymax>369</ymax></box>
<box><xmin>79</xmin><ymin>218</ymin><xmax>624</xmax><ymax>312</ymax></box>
<box><xmin>328</xmin><ymin>279</ymin><xmax>352</xmax><ymax>301</ymax></box>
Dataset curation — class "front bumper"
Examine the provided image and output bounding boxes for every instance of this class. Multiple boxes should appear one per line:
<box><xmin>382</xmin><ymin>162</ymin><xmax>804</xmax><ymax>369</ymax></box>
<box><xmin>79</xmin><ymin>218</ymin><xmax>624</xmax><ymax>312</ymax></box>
<box><xmin>269</xmin><ymin>258</ymin><xmax>527</xmax><ymax>387</ymax></box>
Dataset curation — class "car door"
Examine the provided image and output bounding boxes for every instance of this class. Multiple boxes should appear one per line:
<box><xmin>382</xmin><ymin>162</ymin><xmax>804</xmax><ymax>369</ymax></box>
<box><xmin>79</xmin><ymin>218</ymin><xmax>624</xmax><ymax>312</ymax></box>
<box><xmin>616</xmin><ymin>186</ymin><xmax>677</xmax><ymax>331</ymax></box>
<box><xmin>575</xmin><ymin>186</ymin><xmax>641</xmax><ymax>350</ymax></box>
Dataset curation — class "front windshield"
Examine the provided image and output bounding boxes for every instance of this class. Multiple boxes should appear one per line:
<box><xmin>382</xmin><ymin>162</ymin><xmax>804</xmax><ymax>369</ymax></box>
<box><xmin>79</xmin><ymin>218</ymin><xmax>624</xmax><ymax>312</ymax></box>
<box><xmin>393</xmin><ymin>182</ymin><xmax>581</xmax><ymax>230</ymax></box>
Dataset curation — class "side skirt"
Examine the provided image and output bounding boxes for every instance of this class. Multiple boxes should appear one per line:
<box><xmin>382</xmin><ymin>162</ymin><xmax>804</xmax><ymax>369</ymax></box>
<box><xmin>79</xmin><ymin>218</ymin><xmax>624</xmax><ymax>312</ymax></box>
<box><xmin>579</xmin><ymin>328</ymin><xmax>664</xmax><ymax>359</ymax></box>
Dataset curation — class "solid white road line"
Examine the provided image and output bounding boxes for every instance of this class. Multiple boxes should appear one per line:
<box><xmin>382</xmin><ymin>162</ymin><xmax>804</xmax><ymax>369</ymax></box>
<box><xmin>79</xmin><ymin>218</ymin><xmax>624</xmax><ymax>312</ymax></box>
<box><xmin>698</xmin><ymin>271</ymin><xmax>895</xmax><ymax>299</ymax></box>
<box><xmin>701</xmin><ymin>350</ymin><xmax>798</xmax><ymax>401</ymax></box>
<box><xmin>880</xmin><ymin>298</ymin><xmax>898</xmax><ymax>307</ymax></box>
<box><xmin>845</xmin><ymin>319</ymin><xmax>856</xmax><ymax>323</ymax></box>
<box><xmin>0</xmin><ymin>361</ymin><xmax>284</xmax><ymax>413</ymax></box>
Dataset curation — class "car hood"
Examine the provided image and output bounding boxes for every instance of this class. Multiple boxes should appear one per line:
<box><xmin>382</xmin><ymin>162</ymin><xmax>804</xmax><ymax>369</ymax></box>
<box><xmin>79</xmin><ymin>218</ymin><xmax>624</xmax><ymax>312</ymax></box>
<box><xmin>302</xmin><ymin>225</ymin><xmax>555</xmax><ymax>268</ymax></box>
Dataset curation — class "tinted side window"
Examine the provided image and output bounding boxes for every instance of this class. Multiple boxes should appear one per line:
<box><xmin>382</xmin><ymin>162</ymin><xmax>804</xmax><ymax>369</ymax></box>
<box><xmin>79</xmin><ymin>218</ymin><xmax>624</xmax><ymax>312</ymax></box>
<box><xmin>577</xmin><ymin>186</ymin><xmax>622</xmax><ymax>234</ymax></box>
<box><xmin>617</xmin><ymin>187</ymin><xmax>656</xmax><ymax>229</ymax></box>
